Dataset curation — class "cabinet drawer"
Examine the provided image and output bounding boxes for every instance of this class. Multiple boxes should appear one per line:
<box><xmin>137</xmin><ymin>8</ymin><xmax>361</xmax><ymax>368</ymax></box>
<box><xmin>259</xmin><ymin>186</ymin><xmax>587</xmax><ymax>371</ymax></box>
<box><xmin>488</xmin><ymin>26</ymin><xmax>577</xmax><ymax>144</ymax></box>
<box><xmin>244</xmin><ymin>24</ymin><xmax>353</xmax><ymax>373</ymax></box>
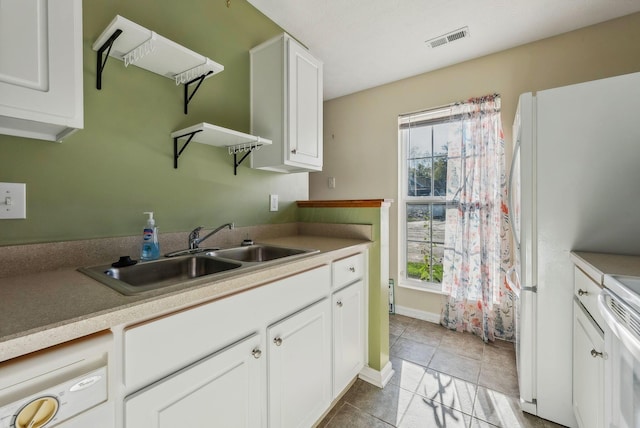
<box><xmin>574</xmin><ymin>266</ymin><xmax>604</xmax><ymax>328</ymax></box>
<box><xmin>332</xmin><ymin>253</ymin><xmax>364</xmax><ymax>289</ymax></box>
<box><xmin>124</xmin><ymin>265</ymin><xmax>330</xmax><ymax>391</ymax></box>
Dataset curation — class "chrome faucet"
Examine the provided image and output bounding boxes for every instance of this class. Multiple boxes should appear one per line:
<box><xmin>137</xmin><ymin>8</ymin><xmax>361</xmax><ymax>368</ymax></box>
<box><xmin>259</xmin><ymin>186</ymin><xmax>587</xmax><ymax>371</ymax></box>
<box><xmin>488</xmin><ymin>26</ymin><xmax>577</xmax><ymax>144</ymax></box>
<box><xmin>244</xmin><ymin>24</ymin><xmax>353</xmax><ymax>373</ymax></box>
<box><xmin>188</xmin><ymin>222</ymin><xmax>234</xmax><ymax>250</ymax></box>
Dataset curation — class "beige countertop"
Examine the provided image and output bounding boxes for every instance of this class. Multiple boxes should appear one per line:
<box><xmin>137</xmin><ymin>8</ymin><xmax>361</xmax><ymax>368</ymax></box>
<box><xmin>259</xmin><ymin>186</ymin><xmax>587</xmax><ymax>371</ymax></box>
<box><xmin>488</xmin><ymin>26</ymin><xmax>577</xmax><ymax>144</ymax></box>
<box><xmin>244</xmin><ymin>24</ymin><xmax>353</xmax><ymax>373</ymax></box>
<box><xmin>570</xmin><ymin>251</ymin><xmax>640</xmax><ymax>284</ymax></box>
<box><xmin>0</xmin><ymin>235</ymin><xmax>369</xmax><ymax>363</ymax></box>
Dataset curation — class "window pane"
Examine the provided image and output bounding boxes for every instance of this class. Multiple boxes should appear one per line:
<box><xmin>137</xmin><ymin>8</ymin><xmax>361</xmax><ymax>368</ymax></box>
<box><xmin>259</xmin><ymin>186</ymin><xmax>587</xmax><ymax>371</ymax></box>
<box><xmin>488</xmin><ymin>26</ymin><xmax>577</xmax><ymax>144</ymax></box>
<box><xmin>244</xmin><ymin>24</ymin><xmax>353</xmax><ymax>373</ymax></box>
<box><xmin>446</xmin><ymin>121</ymin><xmax>463</xmax><ymax>201</ymax></box>
<box><xmin>433</xmin><ymin>156</ymin><xmax>447</xmax><ymax>196</ymax></box>
<box><xmin>406</xmin><ymin>242</ymin><xmax>429</xmax><ymax>280</ymax></box>
<box><xmin>407</xmin><ymin>159</ymin><xmax>432</xmax><ymax>197</ymax></box>
<box><xmin>431</xmin><ymin>203</ymin><xmax>446</xmax><ymax>244</ymax></box>
<box><xmin>406</xmin><ymin>204</ymin><xmax>430</xmax><ymax>242</ymax></box>
<box><xmin>433</xmin><ymin>123</ymin><xmax>449</xmax><ymax>156</ymax></box>
<box><xmin>406</xmin><ymin>204</ymin><xmax>444</xmax><ymax>283</ymax></box>
<box><xmin>428</xmin><ymin>250</ymin><xmax>444</xmax><ymax>283</ymax></box>
<box><xmin>407</xmin><ymin>125</ymin><xmax>432</xmax><ymax>158</ymax></box>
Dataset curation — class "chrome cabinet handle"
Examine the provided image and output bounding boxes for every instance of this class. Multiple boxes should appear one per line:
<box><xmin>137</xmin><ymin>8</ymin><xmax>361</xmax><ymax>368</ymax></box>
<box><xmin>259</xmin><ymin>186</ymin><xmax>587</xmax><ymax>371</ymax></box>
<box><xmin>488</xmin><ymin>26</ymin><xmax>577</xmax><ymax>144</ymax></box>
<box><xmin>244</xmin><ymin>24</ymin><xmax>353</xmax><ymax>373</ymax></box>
<box><xmin>252</xmin><ymin>348</ymin><xmax>262</xmax><ymax>359</ymax></box>
<box><xmin>591</xmin><ymin>349</ymin><xmax>603</xmax><ymax>358</ymax></box>
<box><xmin>348</xmin><ymin>266</ymin><xmax>356</xmax><ymax>273</ymax></box>
<box><xmin>578</xmin><ymin>289</ymin><xmax>588</xmax><ymax>296</ymax></box>
<box><xmin>273</xmin><ymin>337</ymin><xmax>283</xmax><ymax>346</ymax></box>
<box><xmin>337</xmin><ymin>300</ymin><xmax>343</xmax><ymax>307</ymax></box>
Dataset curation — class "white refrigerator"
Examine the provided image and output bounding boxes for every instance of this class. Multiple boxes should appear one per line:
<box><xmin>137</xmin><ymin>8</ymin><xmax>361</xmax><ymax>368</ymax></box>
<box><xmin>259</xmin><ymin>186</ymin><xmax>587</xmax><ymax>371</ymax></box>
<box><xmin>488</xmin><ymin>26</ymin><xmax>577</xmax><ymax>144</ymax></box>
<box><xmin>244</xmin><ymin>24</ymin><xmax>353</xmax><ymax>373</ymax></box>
<box><xmin>509</xmin><ymin>71</ymin><xmax>640</xmax><ymax>428</ymax></box>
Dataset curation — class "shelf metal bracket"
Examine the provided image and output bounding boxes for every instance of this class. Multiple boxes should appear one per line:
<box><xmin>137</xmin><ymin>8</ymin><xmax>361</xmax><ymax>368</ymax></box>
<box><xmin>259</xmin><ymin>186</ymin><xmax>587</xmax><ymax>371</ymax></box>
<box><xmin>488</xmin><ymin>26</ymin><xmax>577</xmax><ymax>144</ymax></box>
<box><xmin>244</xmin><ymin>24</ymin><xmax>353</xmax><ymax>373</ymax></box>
<box><xmin>173</xmin><ymin>129</ymin><xmax>203</xmax><ymax>168</ymax></box>
<box><xmin>233</xmin><ymin>151</ymin><xmax>253</xmax><ymax>176</ymax></box>
<box><xmin>96</xmin><ymin>29</ymin><xmax>123</xmax><ymax>90</ymax></box>
<box><xmin>184</xmin><ymin>71</ymin><xmax>213</xmax><ymax>114</ymax></box>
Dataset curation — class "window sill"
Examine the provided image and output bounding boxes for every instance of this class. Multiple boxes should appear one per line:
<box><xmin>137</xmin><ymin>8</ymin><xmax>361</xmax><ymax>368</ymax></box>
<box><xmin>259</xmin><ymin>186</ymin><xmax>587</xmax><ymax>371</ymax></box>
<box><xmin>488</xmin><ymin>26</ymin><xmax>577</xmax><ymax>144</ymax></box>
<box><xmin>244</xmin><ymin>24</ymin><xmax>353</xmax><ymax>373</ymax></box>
<box><xmin>397</xmin><ymin>281</ymin><xmax>448</xmax><ymax>295</ymax></box>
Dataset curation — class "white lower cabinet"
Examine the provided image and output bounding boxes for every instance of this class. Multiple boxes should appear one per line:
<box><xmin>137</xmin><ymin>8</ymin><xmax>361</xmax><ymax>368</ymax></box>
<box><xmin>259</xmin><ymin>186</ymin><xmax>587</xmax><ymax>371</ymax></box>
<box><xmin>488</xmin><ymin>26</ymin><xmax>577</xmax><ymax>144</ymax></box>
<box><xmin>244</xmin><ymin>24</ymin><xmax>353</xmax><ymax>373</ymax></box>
<box><xmin>332</xmin><ymin>280</ymin><xmax>365</xmax><ymax>397</ymax></box>
<box><xmin>119</xmin><ymin>256</ymin><xmax>367</xmax><ymax>428</ymax></box>
<box><xmin>124</xmin><ymin>333</ymin><xmax>265</xmax><ymax>428</ymax></box>
<box><xmin>572</xmin><ymin>267</ymin><xmax>605</xmax><ymax>428</ymax></box>
<box><xmin>572</xmin><ymin>300</ymin><xmax>604</xmax><ymax>428</ymax></box>
<box><xmin>268</xmin><ymin>298</ymin><xmax>331</xmax><ymax>428</ymax></box>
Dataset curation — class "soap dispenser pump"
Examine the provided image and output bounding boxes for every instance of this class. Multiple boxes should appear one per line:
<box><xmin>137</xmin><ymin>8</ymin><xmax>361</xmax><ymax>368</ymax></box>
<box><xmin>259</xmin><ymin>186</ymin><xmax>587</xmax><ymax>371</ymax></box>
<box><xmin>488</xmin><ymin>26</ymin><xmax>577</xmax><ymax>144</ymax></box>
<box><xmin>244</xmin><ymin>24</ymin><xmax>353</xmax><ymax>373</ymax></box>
<box><xmin>141</xmin><ymin>211</ymin><xmax>160</xmax><ymax>261</ymax></box>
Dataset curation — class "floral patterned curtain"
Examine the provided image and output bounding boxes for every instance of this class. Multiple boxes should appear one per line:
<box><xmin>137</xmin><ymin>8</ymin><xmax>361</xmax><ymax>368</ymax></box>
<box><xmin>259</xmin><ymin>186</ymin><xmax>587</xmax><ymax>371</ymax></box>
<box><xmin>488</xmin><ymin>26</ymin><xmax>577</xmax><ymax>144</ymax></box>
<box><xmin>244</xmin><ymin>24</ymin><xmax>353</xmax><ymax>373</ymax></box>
<box><xmin>440</xmin><ymin>95</ymin><xmax>514</xmax><ymax>342</ymax></box>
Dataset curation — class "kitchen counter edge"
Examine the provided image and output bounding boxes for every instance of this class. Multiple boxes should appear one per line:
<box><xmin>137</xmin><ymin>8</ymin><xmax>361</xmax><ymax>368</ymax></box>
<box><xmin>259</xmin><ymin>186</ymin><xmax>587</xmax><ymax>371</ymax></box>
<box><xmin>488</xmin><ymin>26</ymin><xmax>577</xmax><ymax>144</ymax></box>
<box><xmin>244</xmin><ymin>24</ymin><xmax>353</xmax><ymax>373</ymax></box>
<box><xmin>570</xmin><ymin>251</ymin><xmax>640</xmax><ymax>285</ymax></box>
<box><xmin>0</xmin><ymin>235</ymin><xmax>370</xmax><ymax>363</ymax></box>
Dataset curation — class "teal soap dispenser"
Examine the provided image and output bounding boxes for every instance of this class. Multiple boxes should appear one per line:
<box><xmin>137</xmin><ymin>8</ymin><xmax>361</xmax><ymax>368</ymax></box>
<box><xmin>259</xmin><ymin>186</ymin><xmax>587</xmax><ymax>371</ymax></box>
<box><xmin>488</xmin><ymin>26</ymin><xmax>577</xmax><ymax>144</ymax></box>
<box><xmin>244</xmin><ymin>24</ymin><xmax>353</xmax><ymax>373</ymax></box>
<box><xmin>141</xmin><ymin>211</ymin><xmax>160</xmax><ymax>260</ymax></box>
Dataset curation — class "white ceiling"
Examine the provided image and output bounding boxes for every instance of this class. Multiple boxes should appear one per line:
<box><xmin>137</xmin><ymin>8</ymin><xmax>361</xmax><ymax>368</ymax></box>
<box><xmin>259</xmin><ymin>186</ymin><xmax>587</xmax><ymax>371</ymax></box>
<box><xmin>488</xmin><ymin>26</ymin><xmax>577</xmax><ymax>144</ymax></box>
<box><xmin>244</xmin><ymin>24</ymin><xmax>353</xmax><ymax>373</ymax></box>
<box><xmin>247</xmin><ymin>0</ymin><xmax>640</xmax><ymax>100</ymax></box>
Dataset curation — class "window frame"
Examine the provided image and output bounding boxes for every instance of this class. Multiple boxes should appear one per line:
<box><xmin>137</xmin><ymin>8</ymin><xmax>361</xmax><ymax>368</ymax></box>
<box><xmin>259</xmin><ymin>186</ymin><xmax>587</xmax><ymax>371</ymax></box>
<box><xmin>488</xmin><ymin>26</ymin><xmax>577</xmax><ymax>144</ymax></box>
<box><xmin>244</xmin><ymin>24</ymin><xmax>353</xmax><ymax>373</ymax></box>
<box><xmin>397</xmin><ymin>107</ymin><xmax>455</xmax><ymax>294</ymax></box>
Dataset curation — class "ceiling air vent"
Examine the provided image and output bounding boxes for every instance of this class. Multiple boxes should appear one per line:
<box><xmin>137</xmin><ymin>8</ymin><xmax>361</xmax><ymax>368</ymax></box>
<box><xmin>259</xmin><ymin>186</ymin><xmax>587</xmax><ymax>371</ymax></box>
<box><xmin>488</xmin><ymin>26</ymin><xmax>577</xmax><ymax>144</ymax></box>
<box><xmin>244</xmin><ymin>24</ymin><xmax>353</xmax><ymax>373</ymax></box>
<box><xmin>426</xmin><ymin>27</ymin><xmax>470</xmax><ymax>49</ymax></box>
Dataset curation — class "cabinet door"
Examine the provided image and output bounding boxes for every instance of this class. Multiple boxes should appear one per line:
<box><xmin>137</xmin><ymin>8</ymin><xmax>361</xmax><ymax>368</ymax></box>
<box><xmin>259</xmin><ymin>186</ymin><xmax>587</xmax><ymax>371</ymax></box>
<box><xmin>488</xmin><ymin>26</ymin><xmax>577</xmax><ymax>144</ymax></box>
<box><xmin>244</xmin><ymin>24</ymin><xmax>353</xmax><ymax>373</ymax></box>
<box><xmin>0</xmin><ymin>0</ymin><xmax>83</xmax><ymax>141</ymax></box>
<box><xmin>286</xmin><ymin>38</ymin><xmax>322</xmax><ymax>169</ymax></box>
<box><xmin>333</xmin><ymin>280</ymin><xmax>365</xmax><ymax>398</ymax></box>
<box><xmin>125</xmin><ymin>334</ymin><xmax>265</xmax><ymax>428</ymax></box>
<box><xmin>573</xmin><ymin>301</ymin><xmax>604</xmax><ymax>428</ymax></box>
<box><xmin>268</xmin><ymin>298</ymin><xmax>331</xmax><ymax>428</ymax></box>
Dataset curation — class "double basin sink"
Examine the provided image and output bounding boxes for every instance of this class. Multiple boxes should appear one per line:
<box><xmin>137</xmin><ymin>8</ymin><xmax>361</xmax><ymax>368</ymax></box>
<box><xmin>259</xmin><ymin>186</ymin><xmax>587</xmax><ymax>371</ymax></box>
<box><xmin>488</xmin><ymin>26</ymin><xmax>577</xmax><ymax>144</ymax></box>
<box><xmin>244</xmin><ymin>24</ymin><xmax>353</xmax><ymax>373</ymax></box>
<box><xmin>79</xmin><ymin>244</ymin><xmax>318</xmax><ymax>295</ymax></box>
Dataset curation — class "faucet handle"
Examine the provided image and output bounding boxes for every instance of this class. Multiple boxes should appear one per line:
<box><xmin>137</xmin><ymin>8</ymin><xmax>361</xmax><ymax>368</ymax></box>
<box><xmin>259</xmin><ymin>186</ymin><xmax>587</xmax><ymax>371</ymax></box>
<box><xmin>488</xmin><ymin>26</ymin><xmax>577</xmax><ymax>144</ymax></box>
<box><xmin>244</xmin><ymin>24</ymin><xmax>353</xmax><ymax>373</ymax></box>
<box><xmin>188</xmin><ymin>226</ymin><xmax>204</xmax><ymax>248</ymax></box>
<box><xmin>189</xmin><ymin>226</ymin><xmax>204</xmax><ymax>237</ymax></box>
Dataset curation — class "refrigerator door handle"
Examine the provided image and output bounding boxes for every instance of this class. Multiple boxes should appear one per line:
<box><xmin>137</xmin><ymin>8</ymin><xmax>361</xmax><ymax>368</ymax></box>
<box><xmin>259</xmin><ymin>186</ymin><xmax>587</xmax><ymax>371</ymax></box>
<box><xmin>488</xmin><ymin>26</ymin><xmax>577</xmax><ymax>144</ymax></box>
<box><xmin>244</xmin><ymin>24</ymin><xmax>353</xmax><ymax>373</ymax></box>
<box><xmin>508</xmin><ymin>137</ymin><xmax>521</xmax><ymax>249</ymax></box>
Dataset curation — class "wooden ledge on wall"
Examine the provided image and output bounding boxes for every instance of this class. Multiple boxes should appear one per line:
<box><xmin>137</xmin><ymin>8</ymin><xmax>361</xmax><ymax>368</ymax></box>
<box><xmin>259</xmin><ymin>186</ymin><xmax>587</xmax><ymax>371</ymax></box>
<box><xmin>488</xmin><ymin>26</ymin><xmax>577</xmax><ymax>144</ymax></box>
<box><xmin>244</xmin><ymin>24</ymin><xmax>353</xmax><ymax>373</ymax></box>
<box><xmin>296</xmin><ymin>199</ymin><xmax>393</xmax><ymax>208</ymax></box>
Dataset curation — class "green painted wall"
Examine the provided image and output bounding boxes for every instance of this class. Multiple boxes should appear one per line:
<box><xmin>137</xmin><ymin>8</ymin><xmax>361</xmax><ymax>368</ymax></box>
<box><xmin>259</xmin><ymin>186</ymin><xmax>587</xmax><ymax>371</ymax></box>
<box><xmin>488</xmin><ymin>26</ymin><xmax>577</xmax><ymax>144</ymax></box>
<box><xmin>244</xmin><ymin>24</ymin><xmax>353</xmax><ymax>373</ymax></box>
<box><xmin>0</xmin><ymin>0</ymin><xmax>307</xmax><ymax>245</ymax></box>
<box><xmin>299</xmin><ymin>207</ymin><xmax>390</xmax><ymax>372</ymax></box>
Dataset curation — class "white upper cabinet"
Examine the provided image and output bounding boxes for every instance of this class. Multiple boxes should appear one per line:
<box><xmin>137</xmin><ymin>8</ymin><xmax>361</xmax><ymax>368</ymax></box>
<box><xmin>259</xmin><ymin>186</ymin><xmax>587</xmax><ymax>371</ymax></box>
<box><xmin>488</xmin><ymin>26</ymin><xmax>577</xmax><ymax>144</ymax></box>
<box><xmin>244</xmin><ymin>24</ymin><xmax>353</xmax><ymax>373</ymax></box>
<box><xmin>0</xmin><ymin>0</ymin><xmax>83</xmax><ymax>142</ymax></box>
<box><xmin>250</xmin><ymin>33</ymin><xmax>323</xmax><ymax>173</ymax></box>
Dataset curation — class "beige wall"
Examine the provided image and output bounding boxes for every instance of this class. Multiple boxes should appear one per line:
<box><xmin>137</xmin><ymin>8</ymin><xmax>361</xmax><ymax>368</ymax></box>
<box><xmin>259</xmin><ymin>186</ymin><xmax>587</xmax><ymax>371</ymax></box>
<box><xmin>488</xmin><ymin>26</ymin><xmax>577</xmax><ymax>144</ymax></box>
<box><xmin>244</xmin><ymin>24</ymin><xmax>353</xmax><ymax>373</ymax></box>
<box><xmin>309</xmin><ymin>12</ymin><xmax>640</xmax><ymax>317</ymax></box>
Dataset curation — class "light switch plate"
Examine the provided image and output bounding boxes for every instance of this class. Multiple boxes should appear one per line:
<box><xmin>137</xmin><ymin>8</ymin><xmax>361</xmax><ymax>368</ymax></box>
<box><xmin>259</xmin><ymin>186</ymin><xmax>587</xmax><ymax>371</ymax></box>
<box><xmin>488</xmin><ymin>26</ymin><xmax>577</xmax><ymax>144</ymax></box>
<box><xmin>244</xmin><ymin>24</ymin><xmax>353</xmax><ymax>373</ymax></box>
<box><xmin>0</xmin><ymin>182</ymin><xmax>26</xmax><ymax>219</ymax></box>
<box><xmin>269</xmin><ymin>194</ymin><xmax>278</xmax><ymax>212</ymax></box>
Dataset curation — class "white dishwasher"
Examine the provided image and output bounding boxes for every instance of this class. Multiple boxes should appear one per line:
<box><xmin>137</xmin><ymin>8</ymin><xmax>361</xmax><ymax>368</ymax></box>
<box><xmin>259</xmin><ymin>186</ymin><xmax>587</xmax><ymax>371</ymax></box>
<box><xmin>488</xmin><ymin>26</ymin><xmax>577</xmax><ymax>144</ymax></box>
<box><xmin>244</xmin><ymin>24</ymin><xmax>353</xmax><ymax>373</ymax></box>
<box><xmin>0</xmin><ymin>333</ymin><xmax>112</xmax><ymax>428</ymax></box>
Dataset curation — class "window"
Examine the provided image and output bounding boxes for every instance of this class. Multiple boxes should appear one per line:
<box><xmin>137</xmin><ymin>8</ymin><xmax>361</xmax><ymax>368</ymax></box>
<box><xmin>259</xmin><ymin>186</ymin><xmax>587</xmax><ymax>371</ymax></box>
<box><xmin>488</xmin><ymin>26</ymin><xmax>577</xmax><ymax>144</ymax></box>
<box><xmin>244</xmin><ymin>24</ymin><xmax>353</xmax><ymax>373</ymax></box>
<box><xmin>398</xmin><ymin>108</ymin><xmax>462</xmax><ymax>291</ymax></box>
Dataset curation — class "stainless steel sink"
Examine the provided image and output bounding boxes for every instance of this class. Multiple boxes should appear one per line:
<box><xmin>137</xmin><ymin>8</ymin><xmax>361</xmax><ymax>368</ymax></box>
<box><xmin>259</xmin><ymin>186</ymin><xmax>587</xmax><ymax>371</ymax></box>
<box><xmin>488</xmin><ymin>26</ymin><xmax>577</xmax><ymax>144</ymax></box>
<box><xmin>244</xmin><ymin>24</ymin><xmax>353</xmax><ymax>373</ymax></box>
<box><xmin>206</xmin><ymin>244</ymin><xmax>317</xmax><ymax>263</ymax></box>
<box><xmin>79</xmin><ymin>244</ymin><xmax>319</xmax><ymax>295</ymax></box>
<box><xmin>79</xmin><ymin>256</ymin><xmax>242</xmax><ymax>295</ymax></box>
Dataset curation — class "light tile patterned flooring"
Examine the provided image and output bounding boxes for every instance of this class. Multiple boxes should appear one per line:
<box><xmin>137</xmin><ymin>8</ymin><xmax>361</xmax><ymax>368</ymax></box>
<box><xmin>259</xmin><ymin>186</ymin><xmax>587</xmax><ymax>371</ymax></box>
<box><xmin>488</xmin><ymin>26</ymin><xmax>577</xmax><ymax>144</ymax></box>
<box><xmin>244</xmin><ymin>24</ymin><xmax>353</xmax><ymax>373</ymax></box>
<box><xmin>319</xmin><ymin>314</ymin><xmax>564</xmax><ymax>428</ymax></box>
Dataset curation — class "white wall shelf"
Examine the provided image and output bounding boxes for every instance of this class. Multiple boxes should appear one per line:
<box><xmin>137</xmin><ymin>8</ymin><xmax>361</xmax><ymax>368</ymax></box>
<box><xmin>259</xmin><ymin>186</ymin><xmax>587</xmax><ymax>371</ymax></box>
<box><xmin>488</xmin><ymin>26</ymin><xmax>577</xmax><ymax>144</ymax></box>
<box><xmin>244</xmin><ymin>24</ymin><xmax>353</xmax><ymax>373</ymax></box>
<box><xmin>171</xmin><ymin>123</ymin><xmax>271</xmax><ymax>175</ymax></box>
<box><xmin>92</xmin><ymin>15</ymin><xmax>224</xmax><ymax>114</ymax></box>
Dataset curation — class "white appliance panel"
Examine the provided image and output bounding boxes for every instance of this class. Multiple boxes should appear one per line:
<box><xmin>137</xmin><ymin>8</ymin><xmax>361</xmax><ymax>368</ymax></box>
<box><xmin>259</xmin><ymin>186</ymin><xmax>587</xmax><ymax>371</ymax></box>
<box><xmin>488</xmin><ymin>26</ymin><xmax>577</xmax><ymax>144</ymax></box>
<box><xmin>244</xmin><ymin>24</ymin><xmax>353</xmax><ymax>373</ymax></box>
<box><xmin>512</xmin><ymin>71</ymin><xmax>640</xmax><ymax>428</ymax></box>
<box><xmin>512</xmin><ymin>92</ymin><xmax>537</xmax><ymax>410</ymax></box>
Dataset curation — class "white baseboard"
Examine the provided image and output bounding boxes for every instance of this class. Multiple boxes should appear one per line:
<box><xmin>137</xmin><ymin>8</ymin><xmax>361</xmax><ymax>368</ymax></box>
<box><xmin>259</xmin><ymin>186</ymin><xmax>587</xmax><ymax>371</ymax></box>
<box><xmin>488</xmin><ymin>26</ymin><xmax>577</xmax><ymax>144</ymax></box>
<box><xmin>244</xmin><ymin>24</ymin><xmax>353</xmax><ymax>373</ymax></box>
<box><xmin>359</xmin><ymin>361</ymin><xmax>394</xmax><ymax>388</ymax></box>
<box><xmin>394</xmin><ymin>305</ymin><xmax>440</xmax><ymax>324</ymax></box>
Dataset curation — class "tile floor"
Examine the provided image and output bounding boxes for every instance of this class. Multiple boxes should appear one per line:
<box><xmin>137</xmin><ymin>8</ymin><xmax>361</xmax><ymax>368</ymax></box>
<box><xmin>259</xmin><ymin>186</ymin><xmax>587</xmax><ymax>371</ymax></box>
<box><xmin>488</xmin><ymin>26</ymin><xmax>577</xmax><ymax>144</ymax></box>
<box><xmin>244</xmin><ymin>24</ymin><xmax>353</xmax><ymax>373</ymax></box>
<box><xmin>319</xmin><ymin>314</ymin><xmax>564</xmax><ymax>428</ymax></box>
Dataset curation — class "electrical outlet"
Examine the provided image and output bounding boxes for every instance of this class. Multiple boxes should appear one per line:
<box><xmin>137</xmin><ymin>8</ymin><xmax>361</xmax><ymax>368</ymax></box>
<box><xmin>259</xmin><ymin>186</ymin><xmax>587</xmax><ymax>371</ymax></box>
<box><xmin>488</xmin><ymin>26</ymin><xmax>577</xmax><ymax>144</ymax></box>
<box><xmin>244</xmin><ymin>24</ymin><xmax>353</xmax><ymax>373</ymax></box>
<box><xmin>0</xmin><ymin>182</ymin><xmax>26</xmax><ymax>219</ymax></box>
<box><xmin>269</xmin><ymin>194</ymin><xmax>278</xmax><ymax>212</ymax></box>
<box><xmin>328</xmin><ymin>177</ymin><xmax>336</xmax><ymax>189</ymax></box>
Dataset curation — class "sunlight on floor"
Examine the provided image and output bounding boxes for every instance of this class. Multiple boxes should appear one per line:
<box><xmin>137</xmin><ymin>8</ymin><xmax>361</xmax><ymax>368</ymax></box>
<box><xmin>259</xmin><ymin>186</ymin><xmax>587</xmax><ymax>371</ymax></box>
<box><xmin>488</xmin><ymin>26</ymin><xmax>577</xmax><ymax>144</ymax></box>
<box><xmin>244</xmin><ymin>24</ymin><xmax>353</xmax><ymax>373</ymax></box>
<box><xmin>475</xmin><ymin>387</ymin><xmax>524</xmax><ymax>427</ymax></box>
